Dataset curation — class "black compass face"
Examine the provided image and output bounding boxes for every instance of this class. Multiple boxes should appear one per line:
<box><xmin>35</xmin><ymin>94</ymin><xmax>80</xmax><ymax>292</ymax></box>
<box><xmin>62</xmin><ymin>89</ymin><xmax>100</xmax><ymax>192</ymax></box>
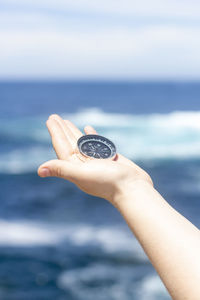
<box><xmin>77</xmin><ymin>135</ymin><xmax>116</xmax><ymax>159</ymax></box>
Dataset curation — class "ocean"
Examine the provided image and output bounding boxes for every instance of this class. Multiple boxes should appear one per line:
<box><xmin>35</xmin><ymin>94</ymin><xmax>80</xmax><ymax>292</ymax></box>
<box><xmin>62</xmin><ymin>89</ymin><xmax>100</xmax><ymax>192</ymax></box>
<box><xmin>0</xmin><ymin>81</ymin><xmax>200</xmax><ymax>300</ymax></box>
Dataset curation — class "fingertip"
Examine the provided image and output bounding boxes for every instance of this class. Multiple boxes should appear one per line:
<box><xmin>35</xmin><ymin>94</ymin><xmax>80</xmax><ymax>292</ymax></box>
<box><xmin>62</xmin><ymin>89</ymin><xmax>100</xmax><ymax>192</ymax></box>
<box><xmin>84</xmin><ymin>125</ymin><xmax>97</xmax><ymax>135</ymax></box>
<box><xmin>40</xmin><ymin>167</ymin><xmax>51</xmax><ymax>177</ymax></box>
<box><xmin>37</xmin><ymin>161</ymin><xmax>51</xmax><ymax>177</ymax></box>
<box><xmin>37</xmin><ymin>165</ymin><xmax>43</xmax><ymax>177</ymax></box>
<box><xmin>49</xmin><ymin>114</ymin><xmax>60</xmax><ymax>120</ymax></box>
<box><xmin>38</xmin><ymin>165</ymin><xmax>51</xmax><ymax>177</ymax></box>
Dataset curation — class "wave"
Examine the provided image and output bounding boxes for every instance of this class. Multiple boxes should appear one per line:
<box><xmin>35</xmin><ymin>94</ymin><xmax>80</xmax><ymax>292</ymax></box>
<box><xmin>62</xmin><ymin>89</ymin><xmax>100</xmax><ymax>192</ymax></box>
<box><xmin>58</xmin><ymin>264</ymin><xmax>170</xmax><ymax>300</ymax></box>
<box><xmin>1</xmin><ymin>108</ymin><xmax>200</xmax><ymax>173</ymax></box>
<box><xmin>0</xmin><ymin>146</ymin><xmax>56</xmax><ymax>174</ymax></box>
<box><xmin>0</xmin><ymin>219</ymin><xmax>60</xmax><ymax>246</ymax></box>
<box><xmin>0</xmin><ymin>219</ymin><xmax>146</xmax><ymax>260</ymax></box>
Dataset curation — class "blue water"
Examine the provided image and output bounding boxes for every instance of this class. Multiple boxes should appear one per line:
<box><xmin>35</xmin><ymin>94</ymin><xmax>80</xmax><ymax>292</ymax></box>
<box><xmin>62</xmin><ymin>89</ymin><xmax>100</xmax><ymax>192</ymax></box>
<box><xmin>0</xmin><ymin>81</ymin><xmax>200</xmax><ymax>300</ymax></box>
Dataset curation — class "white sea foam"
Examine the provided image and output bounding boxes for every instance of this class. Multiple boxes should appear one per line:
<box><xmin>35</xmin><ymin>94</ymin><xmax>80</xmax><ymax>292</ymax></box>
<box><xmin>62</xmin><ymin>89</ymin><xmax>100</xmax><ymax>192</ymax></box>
<box><xmin>1</xmin><ymin>109</ymin><xmax>200</xmax><ymax>173</ymax></box>
<box><xmin>58</xmin><ymin>263</ymin><xmax>170</xmax><ymax>300</ymax></box>
<box><xmin>68</xmin><ymin>224</ymin><xmax>147</xmax><ymax>261</ymax></box>
<box><xmin>0</xmin><ymin>220</ymin><xmax>61</xmax><ymax>246</ymax></box>
<box><xmin>66</xmin><ymin>108</ymin><xmax>200</xmax><ymax>130</ymax></box>
<box><xmin>0</xmin><ymin>219</ymin><xmax>146</xmax><ymax>261</ymax></box>
<box><xmin>0</xmin><ymin>146</ymin><xmax>55</xmax><ymax>174</ymax></box>
<box><xmin>58</xmin><ymin>263</ymin><xmax>132</xmax><ymax>300</ymax></box>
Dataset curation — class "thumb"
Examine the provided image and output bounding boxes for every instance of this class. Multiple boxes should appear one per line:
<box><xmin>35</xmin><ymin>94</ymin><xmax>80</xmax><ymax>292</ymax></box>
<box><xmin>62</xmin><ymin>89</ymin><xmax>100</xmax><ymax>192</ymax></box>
<box><xmin>37</xmin><ymin>159</ymin><xmax>77</xmax><ymax>181</ymax></box>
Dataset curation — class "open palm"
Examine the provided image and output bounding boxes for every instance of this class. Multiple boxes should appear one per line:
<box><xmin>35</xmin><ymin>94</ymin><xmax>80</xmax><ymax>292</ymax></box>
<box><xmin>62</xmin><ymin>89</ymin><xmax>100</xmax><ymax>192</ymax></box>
<box><xmin>38</xmin><ymin>115</ymin><xmax>152</xmax><ymax>203</ymax></box>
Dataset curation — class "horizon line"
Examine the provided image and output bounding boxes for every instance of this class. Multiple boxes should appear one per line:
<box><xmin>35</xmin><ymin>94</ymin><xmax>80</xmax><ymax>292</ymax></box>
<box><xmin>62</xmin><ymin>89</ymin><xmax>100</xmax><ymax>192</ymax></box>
<box><xmin>0</xmin><ymin>78</ymin><xmax>200</xmax><ymax>84</ymax></box>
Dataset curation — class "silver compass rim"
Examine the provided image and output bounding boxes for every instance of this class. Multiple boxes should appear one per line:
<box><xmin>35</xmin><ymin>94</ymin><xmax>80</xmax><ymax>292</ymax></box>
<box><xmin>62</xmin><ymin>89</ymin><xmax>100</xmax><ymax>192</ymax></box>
<box><xmin>77</xmin><ymin>134</ymin><xmax>116</xmax><ymax>159</ymax></box>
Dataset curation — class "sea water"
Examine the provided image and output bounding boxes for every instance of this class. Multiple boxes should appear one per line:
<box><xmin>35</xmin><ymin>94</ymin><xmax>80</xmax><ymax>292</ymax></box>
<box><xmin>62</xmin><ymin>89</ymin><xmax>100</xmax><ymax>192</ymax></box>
<box><xmin>0</xmin><ymin>81</ymin><xmax>200</xmax><ymax>300</ymax></box>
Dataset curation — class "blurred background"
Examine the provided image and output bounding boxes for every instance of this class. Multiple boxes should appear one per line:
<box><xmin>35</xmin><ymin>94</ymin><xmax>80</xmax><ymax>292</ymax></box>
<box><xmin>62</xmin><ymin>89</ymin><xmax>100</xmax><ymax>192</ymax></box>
<box><xmin>1</xmin><ymin>1</ymin><xmax>200</xmax><ymax>299</ymax></box>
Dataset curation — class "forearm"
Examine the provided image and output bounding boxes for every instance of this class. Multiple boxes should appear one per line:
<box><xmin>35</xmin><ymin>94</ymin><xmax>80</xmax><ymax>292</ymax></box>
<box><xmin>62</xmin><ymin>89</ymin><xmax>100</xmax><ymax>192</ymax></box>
<box><xmin>114</xmin><ymin>181</ymin><xmax>200</xmax><ymax>300</ymax></box>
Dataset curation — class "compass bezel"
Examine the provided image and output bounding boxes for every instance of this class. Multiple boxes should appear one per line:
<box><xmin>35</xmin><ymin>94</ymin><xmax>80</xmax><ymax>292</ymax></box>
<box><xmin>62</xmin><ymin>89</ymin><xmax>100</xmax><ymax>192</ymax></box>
<box><xmin>77</xmin><ymin>134</ymin><xmax>116</xmax><ymax>159</ymax></box>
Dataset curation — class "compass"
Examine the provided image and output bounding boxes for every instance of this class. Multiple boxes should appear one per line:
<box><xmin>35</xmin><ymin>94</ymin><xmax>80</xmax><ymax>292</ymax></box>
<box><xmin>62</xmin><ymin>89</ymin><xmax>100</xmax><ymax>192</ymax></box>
<box><xmin>77</xmin><ymin>134</ymin><xmax>116</xmax><ymax>159</ymax></box>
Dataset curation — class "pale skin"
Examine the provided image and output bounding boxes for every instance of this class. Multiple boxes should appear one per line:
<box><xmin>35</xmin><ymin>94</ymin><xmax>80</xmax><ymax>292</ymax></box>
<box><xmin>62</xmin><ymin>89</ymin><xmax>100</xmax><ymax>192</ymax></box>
<box><xmin>38</xmin><ymin>114</ymin><xmax>200</xmax><ymax>300</ymax></box>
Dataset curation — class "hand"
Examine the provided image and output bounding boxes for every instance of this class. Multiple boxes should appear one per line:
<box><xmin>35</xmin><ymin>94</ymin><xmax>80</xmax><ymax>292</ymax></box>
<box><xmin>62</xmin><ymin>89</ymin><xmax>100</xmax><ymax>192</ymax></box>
<box><xmin>38</xmin><ymin>115</ymin><xmax>153</xmax><ymax>206</ymax></box>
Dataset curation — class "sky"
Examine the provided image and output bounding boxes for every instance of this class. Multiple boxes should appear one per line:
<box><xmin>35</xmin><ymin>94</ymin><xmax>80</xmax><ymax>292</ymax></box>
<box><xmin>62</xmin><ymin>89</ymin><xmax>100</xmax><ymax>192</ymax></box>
<box><xmin>0</xmin><ymin>0</ymin><xmax>200</xmax><ymax>80</ymax></box>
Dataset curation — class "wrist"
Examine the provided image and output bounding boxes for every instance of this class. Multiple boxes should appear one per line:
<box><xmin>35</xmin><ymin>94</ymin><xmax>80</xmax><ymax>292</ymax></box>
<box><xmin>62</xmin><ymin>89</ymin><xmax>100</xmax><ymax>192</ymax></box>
<box><xmin>111</xmin><ymin>179</ymin><xmax>155</xmax><ymax>210</ymax></box>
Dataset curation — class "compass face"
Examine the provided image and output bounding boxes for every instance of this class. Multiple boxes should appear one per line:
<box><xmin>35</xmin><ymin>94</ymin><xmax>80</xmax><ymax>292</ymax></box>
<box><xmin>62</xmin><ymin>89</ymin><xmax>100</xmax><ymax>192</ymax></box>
<box><xmin>77</xmin><ymin>135</ymin><xmax>116</xmax><ymax>159</ymax></box>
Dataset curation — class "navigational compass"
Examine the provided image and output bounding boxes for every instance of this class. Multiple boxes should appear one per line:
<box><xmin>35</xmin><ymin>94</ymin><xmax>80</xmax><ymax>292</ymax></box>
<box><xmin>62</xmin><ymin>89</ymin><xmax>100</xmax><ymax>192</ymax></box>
<box><xmin>77</xmin><ymin>134</ymin><xmax>116</xmax><ymax>159</ymax></box>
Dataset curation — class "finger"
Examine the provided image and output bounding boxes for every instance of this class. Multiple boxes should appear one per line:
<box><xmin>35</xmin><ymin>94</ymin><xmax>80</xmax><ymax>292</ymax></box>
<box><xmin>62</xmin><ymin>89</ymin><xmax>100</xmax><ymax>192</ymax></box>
<box><xmin>84</xmin><ymin>125</ymin><xmax>98</xmax><ymax>135</ymax></box>
<box><xmin>47</xmin><ymin>117</ymin><xmax>73</xmax><ymax>160</ymax></box>
<box><xmin>51</xmin><ymin>115</ymin><xmax>79</xmax><ymax>150</ymax></box>
<box><xmin>38</xmin><ymin>159</ymin><xmax>82</xmax><ymax>182</ymax></box>
<box><xmin>64</xmin><ymin>119</ymin><xmax>83</xmax><ymax>140</ymax></box>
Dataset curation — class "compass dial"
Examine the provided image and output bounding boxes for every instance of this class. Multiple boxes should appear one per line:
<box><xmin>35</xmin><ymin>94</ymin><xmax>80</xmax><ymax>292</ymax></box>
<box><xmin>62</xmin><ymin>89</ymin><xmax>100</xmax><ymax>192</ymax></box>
<box><xmin>77</xmin><ymin>134</ymin><xmax>116</xmax><ymax>159</ymax></box>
